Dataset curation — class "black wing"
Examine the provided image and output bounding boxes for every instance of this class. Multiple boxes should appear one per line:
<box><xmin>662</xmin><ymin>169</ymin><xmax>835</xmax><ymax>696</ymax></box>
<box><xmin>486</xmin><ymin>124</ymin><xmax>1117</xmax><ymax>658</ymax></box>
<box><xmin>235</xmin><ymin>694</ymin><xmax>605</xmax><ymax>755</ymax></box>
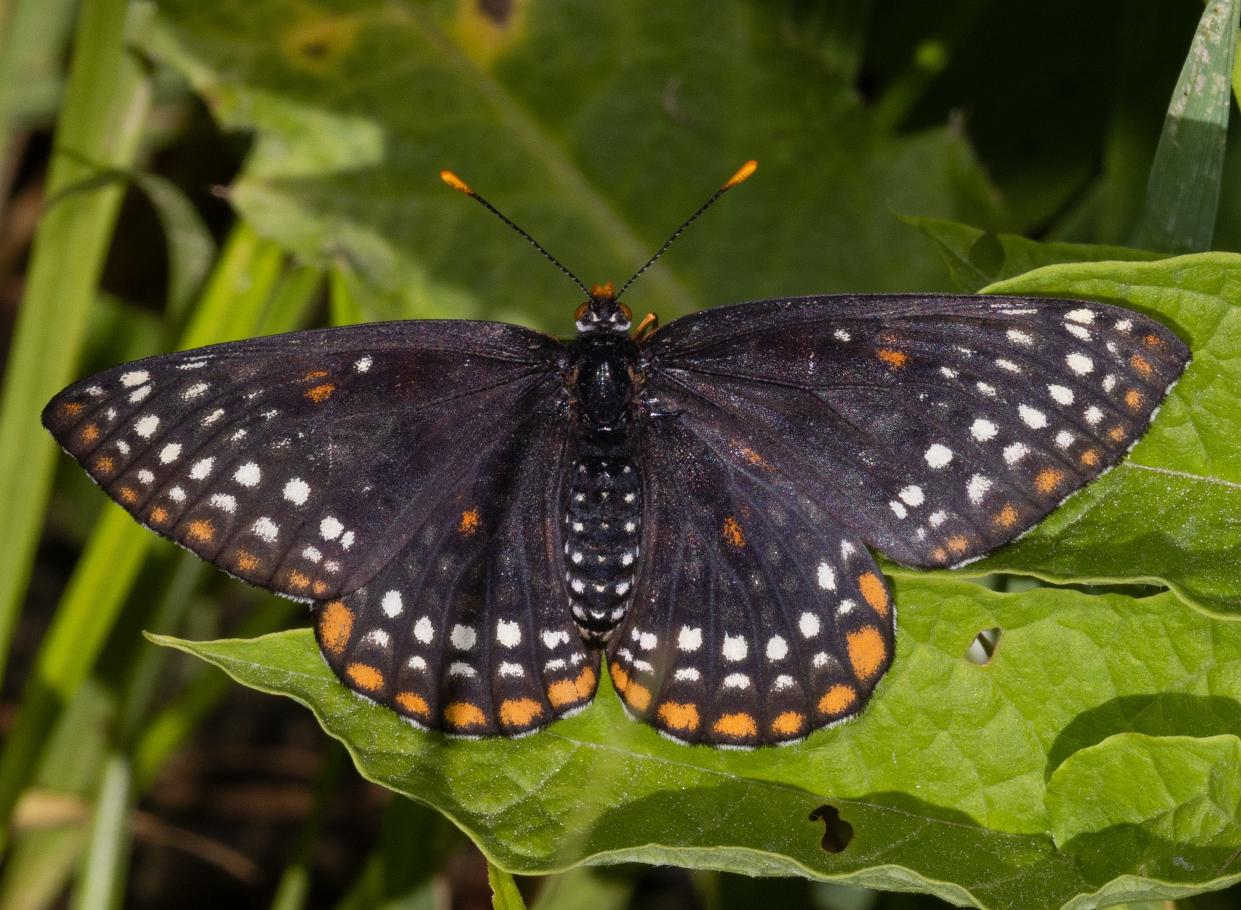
<box><xmin>46</xmin><ymin>321</ymin><xmax>598</xmax><ymax>735</ymax></box>
<box><xmin>608</xmin><ymin>417</ymin><xmax>895</xmax><ymax>747</ymax></box>
<box><xmin>640</xmin><ymin>294</ymin><xmax>1190</xmax><ymax>568</ymax></box>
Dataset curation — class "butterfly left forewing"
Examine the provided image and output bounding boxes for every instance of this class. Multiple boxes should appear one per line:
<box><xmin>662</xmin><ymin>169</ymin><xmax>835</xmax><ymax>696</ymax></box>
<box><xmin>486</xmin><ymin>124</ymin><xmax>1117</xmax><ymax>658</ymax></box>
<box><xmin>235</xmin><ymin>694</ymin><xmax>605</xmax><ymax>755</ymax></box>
<box><xmin>611</xmin><ymin>417</ymin><xmax>894</xmax><ymax>748</ymax></box>
<box><xmin>642</xmin><ymin>294</ymin><xmax>1190</xmax><ymax>568</ymax></box>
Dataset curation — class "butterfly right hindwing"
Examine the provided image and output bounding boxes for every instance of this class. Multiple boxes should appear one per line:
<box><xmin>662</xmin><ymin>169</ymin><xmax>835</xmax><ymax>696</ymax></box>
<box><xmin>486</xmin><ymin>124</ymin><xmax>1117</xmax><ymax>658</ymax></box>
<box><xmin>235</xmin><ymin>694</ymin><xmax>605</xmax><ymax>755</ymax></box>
<box><xmin>610</xmin><ymin>415</ymin><xmax>895</xmax><ymax>748</ymax></box>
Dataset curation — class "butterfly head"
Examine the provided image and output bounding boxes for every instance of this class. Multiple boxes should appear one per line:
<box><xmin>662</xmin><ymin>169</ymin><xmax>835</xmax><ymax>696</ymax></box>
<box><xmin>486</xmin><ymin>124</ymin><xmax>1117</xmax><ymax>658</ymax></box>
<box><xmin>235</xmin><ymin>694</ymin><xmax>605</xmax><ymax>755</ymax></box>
<box><xmin>575</xmin><ymin>283</ymin><xmax>633</xmax><ymax>334</ymax></box>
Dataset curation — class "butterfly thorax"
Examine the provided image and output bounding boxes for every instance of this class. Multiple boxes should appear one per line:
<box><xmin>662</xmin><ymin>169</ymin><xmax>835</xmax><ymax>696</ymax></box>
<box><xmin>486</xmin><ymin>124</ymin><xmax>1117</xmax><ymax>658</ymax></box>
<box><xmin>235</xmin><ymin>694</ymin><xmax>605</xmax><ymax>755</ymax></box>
<box><xmin>564</xmin><ymin>327</ymin><xmax>643</xmax><ymax>646</ymax></box>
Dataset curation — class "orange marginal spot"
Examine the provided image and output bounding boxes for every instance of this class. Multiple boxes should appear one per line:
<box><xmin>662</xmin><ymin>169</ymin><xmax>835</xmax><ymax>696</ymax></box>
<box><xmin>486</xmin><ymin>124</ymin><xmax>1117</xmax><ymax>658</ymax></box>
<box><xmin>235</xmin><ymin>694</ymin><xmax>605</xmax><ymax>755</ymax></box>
<box><xmin>712</xmin><ymin>712</ymin><xmax>758</xmax><ymax>738</ymax></box>
<box><xmin>440</xmin><ymin>169</ymin><xmax>472</xmax><ymax>194</ymax></box>
<box><xmin>458</xmin><ymin>507</ymin><xmax>480</xmax><ymax>535</ymax></box>
<box><xmin>946</xmin><ymin>535</ymin><xmax>970</xmax><ymax>556</ymax></box>
<box><xmin>79</xmin><ymin>424</ymin><xmax>101</xmax><ymax>445</ymax></box>
<box><xmin>931</xmin><ymin>546</ymin><xmax>947</xmax><ymax>563</ymax></box>
<box><xmin>1124</xmin><ymin>389</ymin><xmax>1144</xmax><ymax>411</ymax></box>
<box><xmin>287</xmin><ymin>569</ymin><xmax>311</xmax><ymax>591</ymax></box>
<box><xmin>118</xmin><ymin>486</ymin><xmax>139</xmax><ymax>505</ymax></box>
<box><xmin>877</xmin><ymin>348</ymin><xmax>908</xmax><ymax>368</ymax></box>
<box><xmin>318</xmin><ymin>600</ymin><xmax>353</xmax><ymax>655</ymax></box>
<box><xmin>59</xmin><ymin>401</ymin><xmax>85</xmax><ymax>418</ymax></box>
<box><xmin>623</xmin><ymin>681</ymin><xmax>652</xmax><ymax>712</ymax></box>
<box><xmin>724</xmin><ymin>159</ymin><xmax>758</xmax><ymax>189</ymax></box>
<box><xmin>1107</xmin><ymin>425</ymin><xmax>1127</xmax><ymax>444</ymax></box>
<box><xmin>771</xmin><ymin>711</ymin><xmax>806</xmax><ymax>737</ymax></box>
<box><xmin>303</xmin><ymin>369</ymin><xmax>329</xmax><ymax>380</ymax></box>
<box><xmin>609</xmin><ymin>661</ymin><xmax>630</xmax><ymax>693</ymax></box>
<box><xmin>847</xmin><ymin>626</ymin><xmax>887</xmax><ymax>681</ymax></box>
<box><xmin>657</xmin><ymin>701</ymin><xmax>700</xmax><ymax>733</ymax></box>
<box><xmin>1130</xmin><ymin>353</ymin><xmax>1153</xmax><ymax>378</ymax></box>
<box><xmin>312</xmin><ymin>579</ymin><xmax>329</xmax><ymax>596</ymax></box>
<box><xmin>443</xmin><ymin>701</ymin><xmax>486</xmax><ymax>729</ymax></box>
<box><xmin>994</xmin><ymin>503</ymin><xmax>1019</xmax><ymax>529</ymax></box>
<box><xmin>395</xmin><ymin>691</ymin><xmax>430</xmax><ymax>718</ymax></box>
<box><xmin>1033</xmin><ymin>467</ymin><xmax>1064</xmax><ymax>494</ymax></box>
<box><xmin>857</xmin><ymin>572</ymin><xmax>889</xmax><ymax>617</ymax></box>
<box><xmin>305</xmin><ymin>383</ymin><xmax>335</xmax><ymax>404</ymax></box>
<box><xmin>818</xmin><ymin>684</ymin><xmax>858</xmax><ymax>715</ymax></box>
<box><xmin>345</xmin><ymin>662</ymin><xmax>384</xmax><ymax>693</ymax></box>
<box><xmin>186</xmin><ymin>519</ymin><xmax>215</xmax><ymax>544</ymax></box>
<box><xmin>547</xmin><ymin>679</ymin><xmax>577</xmax><ymax>707</ymax></box>
<box><xmin>234</xmin><ymin>549</ymin><xmax>260</xmax><ymax>572</ymax></box>
<box><xmin>1079</xmin><ymin>448</ymin><xmax>1101</xmax><ymax>468</ymax></box>
<box><xmin>549</xmin><ymin>666</ymin><xmax>597</xmax><ymax>708</ymax></box>
<box><xmin>500</xmin><ymin>697</ymin><xmax>544</xmax><ymax>727</ymax></box>
<box><xmin>574</xmin><ymin>665</ymin><xmax>596</xmax><ymax>698</ymax></box>
<box><xmin>149</xmin><ymin>505</ymin><xmax>170</xmax><ymax>525</ymax></box>
<box><xmin>722</xmin><ymin>515</ymin><xmax>746</xmax><ymax>548</ymax></box>
<box><xmin>92</xmin><ymin>455</ymin><xmax>115</xmax><ymax>475</ymax></box>
<box><xmin>1144</xmin><ymin>333</ymin><xmax>1165</xmax><ymax>349</ymax></box>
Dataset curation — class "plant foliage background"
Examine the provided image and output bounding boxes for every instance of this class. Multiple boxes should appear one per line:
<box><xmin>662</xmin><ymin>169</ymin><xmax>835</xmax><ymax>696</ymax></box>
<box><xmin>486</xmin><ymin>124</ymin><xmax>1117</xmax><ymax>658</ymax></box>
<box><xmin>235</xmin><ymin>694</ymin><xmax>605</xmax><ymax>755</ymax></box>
<box><xmin>0</xmin><ymin>1</ymin><xmax>1239</xmax><ymax>908</ymax></box>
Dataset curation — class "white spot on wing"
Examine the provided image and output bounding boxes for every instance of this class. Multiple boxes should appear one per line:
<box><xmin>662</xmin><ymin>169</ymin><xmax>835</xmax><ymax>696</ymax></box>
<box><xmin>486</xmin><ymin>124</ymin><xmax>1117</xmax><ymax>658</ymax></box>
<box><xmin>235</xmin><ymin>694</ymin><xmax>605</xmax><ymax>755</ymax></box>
<box><xmin>1018</xmin><ymin>404</ymin><xmax>1048</xmax><ymax>429</ymax></box>
<box><xmin>450</xmin><ymin>624</ymin><xmax>476</xmax><ymax>650</ymax></box>
<box><xmin>234</xmin><ymin>462</ymin><xmax>261</xmax><ymax>487</ymax></box>
<box><xmin>899</xmin><ymin>485</ymin><xmax>925</xmax><ymax>506</ymax></box>
<box><xmin>1003</xmin><ymin>442</ymin><xmax>1029</xmax><ymax>464</ymax></box>
<box><xmin>319</xmin><ymin>516</ymin><xmax>343</xmax><ymax>540</ymax></box>
<box><xmin>189</xmin><ymin>457</ymin><xmax>214</xmax><ymax>480</ymax></box>
<box><xmin>817</xmin><ymin>562</ymin><xmax>836</xmax><ymax>590</ymax></box>
<box><xmin>1048</xmin><ymin>384</ymin><xmax>1074</xmax><ymax>405</ymax></box>
<box><xmin>721</xmin><ymin>633</ymin><xmax>748</xmax><ymax>662</ymax></box>
<box><xmin>971</xmin><ymin>418</ymin><xmax>997</xmax><ymax>441</ymax></box>
<box><xmin>121</xmin><ymin>370</ymin><xmax>149</xmax><ymax>387</ymax></box>
<box><xmin>723</xmin><ymin>673</ymin><xmax>750</xmax><ymax>689</ymax></box>
<box><xmin>159</xmin><ymin>443</ymin><xmax>181</xmax><ymax>464</ymax></box>
<box><xmin>134</xmin><ymin>415</ymin><xmax>160</xmax><ymax>438</ymax></box>
<box><xmin>413</xmin><ymin>616</ymin><xmax>434</xmax><ymax>644</ymax></box>
<box><xmin>283</xmin><ymin>477</ymin><xmax>310</xmax><ymax>505</ymax></box>
<box><xmin>799</xmin><ymin>612</ymin><xmax>821</xmax><ymax>638</ymax></box>
<box><xmin>1066</xmin><ymin>352</ymin><xmax>1094</xmax><ymax>375</ymax></box>
<box><xmin>251</xmin><ymin>516</ymin><xmax>279</xmax><ymax>542</ymax></box>
<box><xmin>925</xmin><ymin>443</ymin><xmax>954</xmax><ymax>469</ymax></box>
<box><xmin>766</xmin><ymin>636</ymin><xmax>788</xmax><ymax>660</ymax></box>
<box><xmin>678</xmin><ymin>626</ymin><xmax>702</xmax><ymax>652</ymax></box>
<box><xmin>496</xmin><ymin>619</ymin><xmax>521</xmax><ymax>648</ymax></box>
<box><xmin>381</xmin><ymin>590</ymin><xmax>403</xmax><ymax>618</ymax></box>
<box><xmin>967</xmin><ymin>474</ymin><xmax>992</xmax><ymax>504</ymax></box>
<box><xmin>1066</xmin><ymin>308</ymin><xmax>1095</xmax><ymax>324</ymax></box>
<box><xmin>210</xmin><ymin>493</ymin><xmax>236</xmax><ymax>513</ymax></box>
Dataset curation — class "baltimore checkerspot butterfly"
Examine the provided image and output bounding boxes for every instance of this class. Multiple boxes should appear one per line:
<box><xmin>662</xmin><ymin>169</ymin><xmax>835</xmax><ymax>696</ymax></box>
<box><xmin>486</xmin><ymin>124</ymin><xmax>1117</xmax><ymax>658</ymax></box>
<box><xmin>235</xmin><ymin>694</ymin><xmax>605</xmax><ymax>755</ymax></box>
<box><xmin>44</xmin><ymin>161</ymin><xmax>1190</xmax><ymax>747</ymax></box>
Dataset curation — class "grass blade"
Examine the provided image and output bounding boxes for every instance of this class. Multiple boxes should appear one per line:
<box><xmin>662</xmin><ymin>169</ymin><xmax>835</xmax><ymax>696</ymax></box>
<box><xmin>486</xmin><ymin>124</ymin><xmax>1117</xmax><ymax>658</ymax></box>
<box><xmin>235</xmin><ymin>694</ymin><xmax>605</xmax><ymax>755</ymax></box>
<box><xmin>1130</xmin><ymin>0</ymin><xmax>1240</xmax><ymax>251</ymax></box>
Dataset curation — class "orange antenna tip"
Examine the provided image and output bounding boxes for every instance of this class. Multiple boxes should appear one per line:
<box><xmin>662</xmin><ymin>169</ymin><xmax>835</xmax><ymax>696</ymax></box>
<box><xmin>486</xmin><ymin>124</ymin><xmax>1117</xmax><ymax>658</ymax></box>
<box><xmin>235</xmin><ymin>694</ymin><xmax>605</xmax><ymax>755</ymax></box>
<box><xmin>440</xmin><ymin>170</ymin><xmax>473</xmax><ymax>194</ymax></box>
<box><xmin>724</xmin><ymin>159</ymin><xmax>758</xmax><ymax>189</ymax></box>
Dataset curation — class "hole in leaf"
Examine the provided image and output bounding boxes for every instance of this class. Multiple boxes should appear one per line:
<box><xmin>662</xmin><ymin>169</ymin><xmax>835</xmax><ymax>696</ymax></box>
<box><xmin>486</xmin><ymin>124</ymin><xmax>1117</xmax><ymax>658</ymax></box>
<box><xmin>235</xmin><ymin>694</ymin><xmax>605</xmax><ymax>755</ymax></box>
<box><xmin>965</xmin><ymin>627</ymin><xmax>1003</xmax><ymax>665</ymax></box>
<box><xmin>809</xmin><ymin>804</ymin><xmax>853</xmax><ymax>853</ymax></box>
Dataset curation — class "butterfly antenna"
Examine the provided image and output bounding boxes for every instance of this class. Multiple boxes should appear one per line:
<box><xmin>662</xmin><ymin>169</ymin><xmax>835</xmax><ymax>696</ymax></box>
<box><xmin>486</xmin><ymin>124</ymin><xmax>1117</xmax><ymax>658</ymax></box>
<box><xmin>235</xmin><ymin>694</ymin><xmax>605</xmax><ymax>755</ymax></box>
<box><xmin>616</xmin><ymin>160</ymin><xmax>757</xmax><ymax>300</ymax></box>
<box><xmin>441</xmin><ymin>170</ymin><xmax>591</xmax><ymax>298</ymax></box>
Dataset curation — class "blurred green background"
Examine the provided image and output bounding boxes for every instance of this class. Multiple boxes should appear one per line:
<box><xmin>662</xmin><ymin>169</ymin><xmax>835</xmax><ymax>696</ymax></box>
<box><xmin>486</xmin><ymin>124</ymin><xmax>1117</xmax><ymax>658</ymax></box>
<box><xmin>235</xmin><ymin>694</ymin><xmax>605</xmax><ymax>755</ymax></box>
<box><xmin>1</xmin><ymin>0</ymin><xmax>1239</xmax><ymax>907</ymax></box>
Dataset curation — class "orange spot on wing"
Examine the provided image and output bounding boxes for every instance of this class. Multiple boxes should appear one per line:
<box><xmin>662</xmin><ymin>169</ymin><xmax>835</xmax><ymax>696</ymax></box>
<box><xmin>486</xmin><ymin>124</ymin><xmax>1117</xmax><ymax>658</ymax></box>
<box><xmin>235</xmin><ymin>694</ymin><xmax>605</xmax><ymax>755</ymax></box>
<box><xmin>118</xmin><ymin>486</ymin><xmax>138</xmax><ymax>505</ymax></box>
<box><xmin>287</xmin><ymin>569</ymin><xmax>311</xmax><ymax>590</ymax></box>
<box><xmin>345</xmin><ymin>662</ymin><xmax>384</xmax><ymax>693</ymax></box>
<box><xmin>818</xmin><ymin>684</ymin><xmax>857</xmax><ymax>715</ymax></box>
<box><xmin>994</xmin><ymin>503</ymin><xmax>1019</xmax><ymax>529</ymax></box>
<box><xmin>459</xmin><ymin>507</ymin><xmax>480</xmax><ymax>535</ymax></box>
<box><xmin>500</xmin><ymin>697</ymin><xmax>544</xmax><ymax>727</ymax></box>
<box><xmin>319</xmin><ymin>600</ymin><xmax>353</xmax><ymax>655</ymax></box>
<box><xmin>1124</xmin><ymin>389</ymin><xmax>1143</xmax><ymax>411</ymax></box>
<box><xmin>92</xmin><ymin>455</ymin><xmax>115</xmax><ymax>475</ymax></box>
<box><xmin>946</xmin><ymin>535</ymin><xmax>970</xmax><ymax>556</ymax></box>
<box><xmin>60</xmin><ymin>402</ymin><xmax>85</xmax><ymax>417</ymax></box>
<box><xmin>234</xmin><ymin>549</ymin><xmax>260</xmax><ymax>572</ymax></box>
<box><xmin>722</xmin><ymin>516</ymin><xmax>746</xmax><ymax>548</ymax></box>
<box><xmin>857</xmin><ymin>572</ymin><xmax>889</xmax><ymax>617</ymax></box>
<box><xmin>443</xmin><ymin>701</ymin><xmax>486</xmax><ymax>729</ymax></box>
<box><xmin>739</xmin><ymin>446</ymin><xmax>770</xmax><ymax>469</ymax></box>
<box><xmin>312</xmin><ymin>580</ymin><xmax>329</xmax><ymax>596</ymax></box>
<box><xmin>771</xmin><ymin>711</ymin><xmax>806</xmax><ymax>737</ymax></box>
<box><xmin>877</xmin><ymin>348</ymin><xmax>908</xmax><ymax>368</ymax></box>
<box><xmin>303</xmin><ymin>369</ymin><xmax>329</xmax><ymax>380</ymax></box>
<box><xmin>186</xmin><ymin>519</ymin><xmax>215</xmax><ymax>543</ymax></box>
<box><xmin>1130</xmin><ymin>353</ymin><xmax>1153</xmax><ymax>378</ymax></box>
<box><xmin>623</xmin><ymin>681</ymin><xmax>652</xmax><ymax>711</ymax></box>
<box><xmin>712</xmin><ymin>712</ymin><xmax>758</xmax><ymax>738</ymax></box>
<box><xmin>305</xmin><ymin>383</ymin><xmax>335</xmax><ymax>403</ymax></box>
<box><xmin>395</xmin><ymin>691</ymin><xmax>429</xmax><ymax>718</ymax></box>
<box><xmin>657</xmin><ymin>701</ymin><xmax>700</xmax><ymax>732</ymax></box>
<box><xmin>1079</xmin><ymin>448</ymin><xmax>1101</xmax><ymax>467</ymax></box>
<box><xmin>1107</xmin><ymin>425</ymin><xmax>1127</xmax><ymax>444</ymax></box>
<box><xmin>550</xmin><ymin>665</ymin><xmax>597</xmax><ymax>708</ymax></box>
<box><xmin>609</xmin><ymin>661</ymin><xmax>629</xmax><ymax>693</ymax></box>
<box><xmin>79</xmin><ymin>424</ymin><xmax>101</xmax><ymax>445</ymax></box>
<box><xmin>846</xmin><ymin>626</ymin><xmax>887</xmax><ymax>681</ymax></box>
<box><xmin>149</xmin><ymin>505</ymin><xmax>170</xmax><ymax>525</ymax></box>
<box><xmin>1143</xmin><ymin>333</ymin><xmax>1164</xmax><ymax>349</ymax></box>
<box><xmin>931</xmin><ymin>546</ymin><xmax>947</xmax><ymax>562</ymax></box>
<box><xmin>1033</xmin><ymin>467</ymin><xmax>1064</xmax><ymax>494</ymax></box>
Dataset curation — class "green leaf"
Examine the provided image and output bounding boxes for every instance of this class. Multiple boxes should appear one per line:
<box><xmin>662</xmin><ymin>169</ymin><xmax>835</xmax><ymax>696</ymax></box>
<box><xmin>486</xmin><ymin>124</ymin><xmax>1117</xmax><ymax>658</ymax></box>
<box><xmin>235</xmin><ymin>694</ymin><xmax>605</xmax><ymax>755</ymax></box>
<box><xmin>902</xmin><ymin>215</ymin><xmax>1162</xmax><ymax>292</ymax></box>
<box><xmin>149</xmin><ymin>573</ymin><xmax>1241</xmax><ymax>910</ymax></box>
<box><xmin>137</xmin><ymin>0</ymin><xmax>1005</xmax><ymax>330</ymax></box>
<box><xmin>1130</xmin><ymin>0</ymin><xmax>1240</xmax><ymax>252</ymax></box>
<box><xmin>488</xmin><ymin>863</ymin><xmax>526</xmax><ymax>910</ymax></box>
<box><xmin>1047</xmin><ymin>734</ymin><xmax>1241</xmax><ymax>885</ymax></box>
<box><xmin>937</xmin><ymin>252</ymin><xmax>1241</xmax><ymax>616</ymax></box>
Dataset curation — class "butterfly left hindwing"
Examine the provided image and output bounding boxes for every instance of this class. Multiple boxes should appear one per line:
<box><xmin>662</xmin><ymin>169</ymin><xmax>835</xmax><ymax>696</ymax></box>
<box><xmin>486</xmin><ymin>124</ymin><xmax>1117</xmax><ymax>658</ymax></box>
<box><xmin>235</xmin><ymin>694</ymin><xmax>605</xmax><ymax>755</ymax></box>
<box><xmin>610</xmin><ymin>416</ymin><xmax>895</xmax><ymax>748</ymax></box>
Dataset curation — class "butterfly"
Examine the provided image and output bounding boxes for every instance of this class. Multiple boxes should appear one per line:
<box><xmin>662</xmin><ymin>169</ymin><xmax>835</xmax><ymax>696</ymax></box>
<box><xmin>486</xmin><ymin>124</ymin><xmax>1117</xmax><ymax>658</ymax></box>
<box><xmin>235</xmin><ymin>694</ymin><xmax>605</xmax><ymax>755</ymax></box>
<box><xmin>43</xmin><ymin>161</ymin><xmax>1190</xmax><ymax>748</ymax></box>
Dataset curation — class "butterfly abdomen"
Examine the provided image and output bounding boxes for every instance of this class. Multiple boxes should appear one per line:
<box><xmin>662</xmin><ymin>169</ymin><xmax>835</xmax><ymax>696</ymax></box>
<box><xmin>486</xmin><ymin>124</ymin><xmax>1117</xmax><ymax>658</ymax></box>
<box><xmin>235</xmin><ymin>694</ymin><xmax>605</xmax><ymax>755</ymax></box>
<box><xmin>564</xmin><ymin>441</ymin><xmax>642</xmax><ymax>645</ymax></box>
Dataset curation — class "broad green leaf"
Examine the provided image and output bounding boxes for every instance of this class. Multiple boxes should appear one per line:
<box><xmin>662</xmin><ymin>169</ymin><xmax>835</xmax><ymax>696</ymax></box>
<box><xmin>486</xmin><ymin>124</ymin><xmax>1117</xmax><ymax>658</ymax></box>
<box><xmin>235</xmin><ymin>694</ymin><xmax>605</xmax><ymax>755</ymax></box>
<box><xmin>1130</xmin><ymin>0</ymin><xmax>1240</xmax><ymax>252</ymax></box>
<box><xmin>1047</xmin><ymin>734</ymin><xmax>1241</xmax><ymax>885</ymax></box>
<box><xmin>902</xmin><ymin>215</ymin><xmax>1161</xmax><ymax>292</ymax></box>
<box><xmin>137</xmin><ymin>0</ymin><xmax>1004</xmax><ymax>331</ymax></box>
<box><xmin>151</xmin><ymin>575</ymin><xmax>1241</xmax><ymax>910</ymax></box>
<box><xmin>934</xmin><ymin>253</ymin><xmax>1241</xmax><ymax>616</ymax></box>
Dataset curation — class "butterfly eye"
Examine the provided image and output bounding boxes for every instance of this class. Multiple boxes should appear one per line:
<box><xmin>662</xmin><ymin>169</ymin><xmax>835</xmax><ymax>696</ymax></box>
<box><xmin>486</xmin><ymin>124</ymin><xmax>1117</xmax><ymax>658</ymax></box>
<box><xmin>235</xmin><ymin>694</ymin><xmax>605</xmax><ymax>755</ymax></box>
<box><xmin>575</xmin><ymin>302</ymin><xmax>590</xmax><ymax>321</ymax></box>
<box><xmin>619</xmin><ymin>303</ymin><xmax>633</xmax><ymax>322</ymax></box>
